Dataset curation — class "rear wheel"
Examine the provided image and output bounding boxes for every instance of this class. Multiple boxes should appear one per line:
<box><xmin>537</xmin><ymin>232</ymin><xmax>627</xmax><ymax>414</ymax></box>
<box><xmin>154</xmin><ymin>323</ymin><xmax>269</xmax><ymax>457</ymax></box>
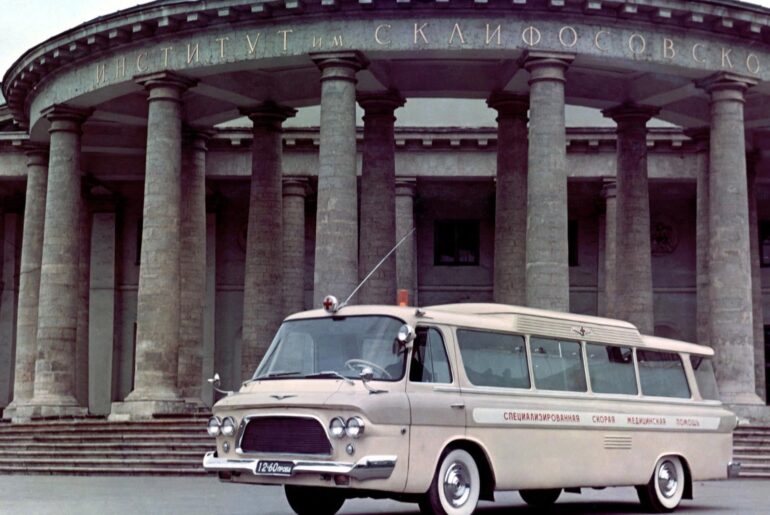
<box><xmin>636</xmin><ymin>456</ymin><xmax>686</xmax><ymax>513</ymax></box>
<box><xmin>519</xmin><ymin>488</ymin><xmax>562</xmax><ymax>507</ymax></box>
<box><xmin>420</xmin><ymin>448</ymin><xmax>481</xmax><ymax>515</ymax></box>
<box><xmin>284</xmin><ymin>485</ymin><xmax>345</xmax><ymax>515</ymax></box>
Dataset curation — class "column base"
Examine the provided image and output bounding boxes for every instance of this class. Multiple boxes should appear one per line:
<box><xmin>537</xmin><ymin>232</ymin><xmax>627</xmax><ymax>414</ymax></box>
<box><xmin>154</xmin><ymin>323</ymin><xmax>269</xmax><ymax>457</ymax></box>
<box><xmin>108</xmin><ymin>399</ymin><xmax>189</xmax><ymax>421</ymax></box>
<box><xmin>721</xmin><ymin>391</ymin><xmax>765</xmax><ymax>405</ymax></box>
<box><xmin>729</xmin><ymin>403</ymin><xmax>770</xmax><ymax>424</ymax></box>
<box><xmin>10</xmin><ymin>402</ymin><xmax>88</xmax><ymax>422</ymax></box>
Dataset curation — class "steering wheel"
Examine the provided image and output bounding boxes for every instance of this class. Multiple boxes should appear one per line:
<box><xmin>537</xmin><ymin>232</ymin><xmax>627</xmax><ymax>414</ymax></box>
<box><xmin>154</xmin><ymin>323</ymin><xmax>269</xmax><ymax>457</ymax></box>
<box><xmin>344</xmin><ymin>359</ymin><xmax>392</xmax><ymax>380</ymax></box>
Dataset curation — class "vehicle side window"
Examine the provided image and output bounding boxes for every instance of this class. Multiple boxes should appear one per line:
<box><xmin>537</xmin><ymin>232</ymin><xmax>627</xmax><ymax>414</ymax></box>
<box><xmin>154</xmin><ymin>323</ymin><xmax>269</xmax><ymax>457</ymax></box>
<box><xmin>457</xmin><ymin>329</ymin><xmax>529</xmax><ymax>389</ymax></box>
<box><xmin>586</xmin><ymin>343</ymin><xmax>637</xmax><ymax>395</ymax></box>
<box><xmin>690</xmin><ymin>355</ymin><xmax>720</xmax><ymax>400</ymax></box>
<box><xmin>638</xmin><ymin>350</ymin><xmax>691</xmax><ymax>398</ymax></box>
<box><xmin>410</xmin><ymin>328</ymin><xmax>452</xmax><ymax>384</ymax></box>
<box><xmin>531</xmin><ymin>337</ymin><xmax>587</xmax><ymax>392</ymax></box>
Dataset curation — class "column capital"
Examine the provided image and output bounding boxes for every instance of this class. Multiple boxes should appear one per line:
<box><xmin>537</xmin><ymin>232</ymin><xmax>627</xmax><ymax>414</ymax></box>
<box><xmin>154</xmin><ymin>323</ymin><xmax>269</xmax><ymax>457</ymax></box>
<box><xmin>602</xmin><ymin>102</ymin><xmax>660</xmax><ymax>127</ymax></box>
<box><xmin>685</xmin><ymin>126</ymin><xmax>711</xmax><ymax>147</ymax></box>
<box><xmin>283</xmin><ymin>177</ymin><xmax>309</xmax><ymax>198</ymax></box>
<box><xmin>521</xmin><ymin>50</ymin><xmax>575</xmax><ymax>84</ymax></box>
<box><xmin>601</xmin><ymin>180</ymin><xmax>617</xmax><ymax>200</ymax></box>
<box><xmin>136</xmin><ymin>71</ymin><xmax>197</xmax><ymax>102</ymax></box>
<box><xmin>23</xmin><ymin>144</ymin><xmax>49</xmax><ymax>166</ymax></box>
<box><xmin>240</xmin><ymin>101</ymin><xmax>297</xmax><ymax>130</ymax></box>
<box><xmin>358</xmin><ymin>91</ymin><xmax>405</xmax><ymax>118</ymax></box>
<box><xmin>41</xmin><ymin>104</ymin><xmax>91</xmax><ymax>133</ymax></box>
<box><xmin>487</xmin><ymin>92</ymin><xmax>529</xmax><ymax>118</ymax></box>
<box><xmin>182</xmin><ymin>127</ymin><xmax>212</xmax><ymax>151</ymax></box>
<box><xmin>311</xmin><ymin>51</ymin><xmax>368</xmax><ymax>83</ymax></box>
<box><xmin>695</xmin><ymin>72</ymin><xmax>757</xmax><ymax>99</ymax></box>
<box><xmin>396</xmin><ymin>178</ymin><xmax>417</xmax><ymax>198</ymax></box>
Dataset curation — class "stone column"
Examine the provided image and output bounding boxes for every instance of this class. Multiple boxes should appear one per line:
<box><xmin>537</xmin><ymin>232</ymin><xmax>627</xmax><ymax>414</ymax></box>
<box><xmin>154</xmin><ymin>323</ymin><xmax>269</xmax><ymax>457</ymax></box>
<box><xmin>748</xmin><ymin>160</ymin><xmax>766</xmax><ymax>401</ymax></box>
<box><xmin>357</xmin><ymin>92</ymin><xmax>404</xmax><ymax>305</ymax></box>
<box><xmin>177</xmin><ymin>131</ymin><xmax>208</xmax><ymax>402</ymax></box>
<box><xmin>688</xmin><ymin>128</ymin><xmax>711</xmax><ymax>347</ymax></box>
<box><xmin>603</xmin><ymin>104</ymin><xmax>658</xmax><ymax>334</ymax></box>
<box><xmin>601</xmin><ymin>181</ymin><xmax>618</xmax><ymax>319</ymax></box>
<box><xmin>395</xmin><ymin>179</ymin><xmax>418</xmax><ymax>306</ymax></box>
<box><xmin>697</xmin><ymin>72</ymin><xmax>762</xmax><ymax>405</ymax></box>
<box><xmin>4</xmin><ymin>148</ymin><xmax>47</xmax><ymax>420</ymax></box>
<box><xmin>488</xmin><ymin>93</ymin><xmax>529</xmax><ymax>306</ymax></box>
<box><xmin>523</xmin><ymin>52</ymin><xmax>574</xmax><ymax>312</ymax></box>
<box><xmin>311</xmin><ymin>52</ymin><xmax>368</xmax><ymax>307</ymax></box>
<box><xmin>241</xmin><ymin>102</ymin><xmax>296</xmax><ymax>381</ymax></box>
<box><xmin>283</xmin><ymin>178</ymin><xmax>309</xmax><ymax>316</ymax></box>
<box><xmin>27</xmin><ymin>105</ymin><xmax>89</xmax><ymax>418</ymax></box>
<box><xmin>76</xmin><ymin>196</ymin><xmax>92</xmax><ymax>406</ymax></box>
<box><xmin>115</xmin><ymin>72</ymin><xmax>196</xmax><ymax>418</ymax></box>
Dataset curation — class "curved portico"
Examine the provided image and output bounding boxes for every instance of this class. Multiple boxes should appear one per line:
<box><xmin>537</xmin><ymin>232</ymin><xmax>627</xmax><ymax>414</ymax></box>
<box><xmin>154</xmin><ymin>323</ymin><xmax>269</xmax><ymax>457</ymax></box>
<box><xmin>1</xmin><ymin>0</ymin><xmax>769</xmax><ymax>419</ymax></box>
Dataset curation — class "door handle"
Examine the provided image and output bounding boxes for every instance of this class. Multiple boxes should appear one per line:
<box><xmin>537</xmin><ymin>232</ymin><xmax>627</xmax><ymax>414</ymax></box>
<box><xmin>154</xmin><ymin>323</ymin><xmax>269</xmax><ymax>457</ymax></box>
<box><xmin>450</xmin><ymin>403</ymin><xmax>465</xmax><ymax>409</ymax></box>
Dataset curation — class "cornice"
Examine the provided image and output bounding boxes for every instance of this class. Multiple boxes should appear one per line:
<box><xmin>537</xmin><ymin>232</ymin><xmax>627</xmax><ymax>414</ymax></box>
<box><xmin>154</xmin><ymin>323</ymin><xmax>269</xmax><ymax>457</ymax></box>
<box><xmin>4</xmin><ymin>0</ymin><xmax>770</xmax><ymax>127</ymax></box>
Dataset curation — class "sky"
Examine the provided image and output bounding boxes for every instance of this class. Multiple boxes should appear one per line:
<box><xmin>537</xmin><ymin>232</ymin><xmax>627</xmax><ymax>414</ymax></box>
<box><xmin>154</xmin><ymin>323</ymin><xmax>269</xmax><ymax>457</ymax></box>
<box><xmin>2</xmin><ymin>0</ymin><xmax>770</xmax><ymax>79</ymax></box>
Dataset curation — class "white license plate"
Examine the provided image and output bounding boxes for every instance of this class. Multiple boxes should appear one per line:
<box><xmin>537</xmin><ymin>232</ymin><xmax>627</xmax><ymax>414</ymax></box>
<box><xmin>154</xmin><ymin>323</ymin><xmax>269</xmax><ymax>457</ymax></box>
<box><xmin>255</xmin><ymin>460</ymin><xmax>294</xmax><ymax>476</ymax></box>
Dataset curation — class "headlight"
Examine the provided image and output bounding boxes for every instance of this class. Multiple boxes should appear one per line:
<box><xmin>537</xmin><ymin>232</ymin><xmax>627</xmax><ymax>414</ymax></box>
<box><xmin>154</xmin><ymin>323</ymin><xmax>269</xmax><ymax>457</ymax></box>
<box><xmin>221</xmin><ymin>416</ymin><xmax>236</xmax><ymax>437</ymax></box>
<box><xmin>207</xmin><ymin>416</ymin><xmax>222</xmax><ymax>437</ymax></box>
<box><xmin>345</xmin><ymin>417</ymin><xmax>365</xmax><ymax>438</ymax></box>
<box><xmin>329</xmin><ymin>417</ymin><xmax>346</xmax><ymax>438</ymax></box>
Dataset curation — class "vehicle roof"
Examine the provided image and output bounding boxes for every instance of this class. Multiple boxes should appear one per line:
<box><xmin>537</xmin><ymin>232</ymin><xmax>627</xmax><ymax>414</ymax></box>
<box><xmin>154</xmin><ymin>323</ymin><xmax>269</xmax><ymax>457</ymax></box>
<box><xmin>285</xmin><ymin>303</ymin><xmax>714</xmax><ymax>355</ymax></box>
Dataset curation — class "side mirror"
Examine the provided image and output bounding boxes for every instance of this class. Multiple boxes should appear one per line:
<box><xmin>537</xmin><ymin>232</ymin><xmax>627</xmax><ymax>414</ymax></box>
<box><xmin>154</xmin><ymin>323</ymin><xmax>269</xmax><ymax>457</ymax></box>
<box><xmin>207</xmin><ymin>372</ymin><xmax>233</xmax><ymax>396</ymax></box>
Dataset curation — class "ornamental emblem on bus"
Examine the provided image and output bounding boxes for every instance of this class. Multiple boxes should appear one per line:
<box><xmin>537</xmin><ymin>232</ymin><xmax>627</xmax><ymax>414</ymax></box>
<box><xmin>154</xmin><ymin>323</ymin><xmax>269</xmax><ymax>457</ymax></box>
<box><xmin>572</xmin><ymin>326</ymin><xmax>592</xmax><ymax>337</ymax></box>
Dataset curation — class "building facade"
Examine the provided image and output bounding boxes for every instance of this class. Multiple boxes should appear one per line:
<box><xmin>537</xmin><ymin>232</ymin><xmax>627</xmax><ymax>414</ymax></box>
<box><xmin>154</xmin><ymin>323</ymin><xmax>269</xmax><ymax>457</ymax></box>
<box><xmin>0</xmin><ymin>0</ymin><xmax>769</xmax><ymax>421</ymax></box>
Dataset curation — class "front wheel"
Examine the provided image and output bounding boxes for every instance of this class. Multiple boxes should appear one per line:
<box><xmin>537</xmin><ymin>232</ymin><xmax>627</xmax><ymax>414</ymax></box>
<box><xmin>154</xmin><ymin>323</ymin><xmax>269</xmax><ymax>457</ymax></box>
<box><xmin>636</xmin><ymin>456</ymin><xmax>686</xmax><ymax>513</ymax></box>
<box><xmin>285</xmin><ymin>485</ymin><xmax>345</xmax><ymax>515</ymax></box>
<box><xmin>420</xmin><ymin>448</ymin><xmax>481</xmax><ymax>515</ymax></box>
<box><xmin>519</xmin><ymin>488</ymin><xmax>561</xmax><ymax>507</ymax></box>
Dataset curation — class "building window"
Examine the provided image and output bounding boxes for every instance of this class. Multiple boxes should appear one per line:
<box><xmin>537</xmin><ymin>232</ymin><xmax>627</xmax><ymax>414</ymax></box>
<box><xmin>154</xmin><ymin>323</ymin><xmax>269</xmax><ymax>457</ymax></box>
<box><xmin>434</xmin><ymin>220</ymin><xmax>480</xmax><ymax>266</ymax></box>
<box><xmin>568</xmin><ymin>219</ymin><xmax>578</xmax><ymax>267</ymax></box>
<box><xmin>760</xmin><ymin>221</ymin><xmax>770</xmax><ymax>268</ymax></box>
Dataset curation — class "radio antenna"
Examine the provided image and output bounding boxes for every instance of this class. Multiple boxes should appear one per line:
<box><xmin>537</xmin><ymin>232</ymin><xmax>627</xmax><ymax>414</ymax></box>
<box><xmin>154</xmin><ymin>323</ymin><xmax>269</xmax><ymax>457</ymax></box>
<box><xmin>338</xmin><ymin>227</ymin><xmax>416</xmax><ymax>310</ymax></box>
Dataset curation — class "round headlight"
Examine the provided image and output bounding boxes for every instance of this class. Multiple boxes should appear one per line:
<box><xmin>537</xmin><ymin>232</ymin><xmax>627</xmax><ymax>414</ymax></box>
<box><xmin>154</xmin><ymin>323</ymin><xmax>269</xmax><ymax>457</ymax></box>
<box><xmin>221</xmin><ymin>416</ymin><xmax>236</xmax><ymax>437</ymax></box>
<box><xmin>345</xmin><ymin>417</ymin><xmax>365</xmax><ymax>439</ymax></box>
<box><xmin>207</xmin><ymin>416</ymin><xmax>222</xmax><ymax>437</ymax></box>
<box><xmin>329</xmin><ymin>417</ymin><xmax>346</xmax><ymax>439</ymax></box>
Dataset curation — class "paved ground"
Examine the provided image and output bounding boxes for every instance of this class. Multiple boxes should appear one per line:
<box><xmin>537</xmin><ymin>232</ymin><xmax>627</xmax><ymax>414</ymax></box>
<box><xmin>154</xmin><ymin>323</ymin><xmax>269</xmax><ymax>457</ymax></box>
<box><xmin>0</xmin><ymin>476</ymin><xmax>767</xmax><ymax>514</ymax></box>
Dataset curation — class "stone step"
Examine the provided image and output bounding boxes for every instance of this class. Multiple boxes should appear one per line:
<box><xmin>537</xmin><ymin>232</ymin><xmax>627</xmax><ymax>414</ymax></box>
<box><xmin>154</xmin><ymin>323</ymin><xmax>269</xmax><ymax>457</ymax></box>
<box><xmin>0</xmin><ymin>465</ymin><xmax>208</xmax><ymax>476</ymax></box>
<box><xmin>0</xmin><ymin>449</ymin><xmax>207</xmax><ymax>458</ymax></box>
<box><xmin>0</xmin><ymin>441</ymin><xmax>212</xmax><ymax>451</ymax></box>
<box><xmin>733</xmin><ymin>455</ymin><xmax>770</xmax><ymax>463</ymax></box>
<box><xmin>0</xmin><ymin>433</ymin><xmax>212</xmax><ymax>443</ymax></box>
<box><xmin>733</xmin><ymin>446</ymin><xmax>770</xmax><ymax>455</ymax></box>
<box><xmin>0</xmin><ymin>456</ymin><xmax>204</xmax><ymax>467</ymax></box>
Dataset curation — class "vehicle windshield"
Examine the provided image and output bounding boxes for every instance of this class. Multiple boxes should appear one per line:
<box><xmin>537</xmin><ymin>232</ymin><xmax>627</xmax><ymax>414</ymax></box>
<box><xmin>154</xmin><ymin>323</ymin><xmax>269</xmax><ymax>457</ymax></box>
<box><xmin>253</xmin><ymin>316</ymin><xmax>407</xmax><ymax>382</ymax></box>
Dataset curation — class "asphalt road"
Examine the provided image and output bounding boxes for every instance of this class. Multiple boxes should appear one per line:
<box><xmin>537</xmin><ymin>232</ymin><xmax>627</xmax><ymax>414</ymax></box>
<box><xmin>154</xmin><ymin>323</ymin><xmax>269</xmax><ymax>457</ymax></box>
<box><xmin>0</xmin><ymin>476</ymin><xmax>767</xmax><ymax>514</ymax></box>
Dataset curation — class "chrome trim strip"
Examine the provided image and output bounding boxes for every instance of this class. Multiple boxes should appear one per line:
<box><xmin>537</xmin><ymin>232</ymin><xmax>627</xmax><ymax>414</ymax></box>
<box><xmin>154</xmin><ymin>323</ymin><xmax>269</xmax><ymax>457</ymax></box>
<box><xmin>203</xmin><ymin>451</ymin><xmax>397</xmax><ymax>481</ymax></box>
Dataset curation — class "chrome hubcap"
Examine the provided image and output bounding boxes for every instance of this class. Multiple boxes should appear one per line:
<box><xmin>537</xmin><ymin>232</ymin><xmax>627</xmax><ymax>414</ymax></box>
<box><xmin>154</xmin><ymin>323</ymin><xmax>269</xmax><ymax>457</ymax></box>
<box><xmin>657</xmin><ymin>461</ymin><xmax>679</xmax><ymax>499</ymax></box>
<box><xmin>443</xmin><ymin>462</ymin><xmax>471</xmax><ymax>508</ymax></box>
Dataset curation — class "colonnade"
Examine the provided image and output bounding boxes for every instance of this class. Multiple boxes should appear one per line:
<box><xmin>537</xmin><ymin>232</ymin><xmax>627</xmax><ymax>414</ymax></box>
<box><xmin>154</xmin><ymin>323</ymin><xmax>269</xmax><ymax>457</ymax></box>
<box><xmin>2</xmin><ymin>53</ymin><xmax>764</xmax><ymax>420</ymax></box>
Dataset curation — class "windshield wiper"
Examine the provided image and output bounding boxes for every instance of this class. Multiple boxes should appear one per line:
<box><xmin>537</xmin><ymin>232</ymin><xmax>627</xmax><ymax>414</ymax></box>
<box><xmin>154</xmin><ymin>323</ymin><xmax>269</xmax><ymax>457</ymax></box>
<box><xmin>303</xmin><ymin>371</ymin><xmax>354</xmax><ymax>385</ymax></box>
<box><xmin>253</xmin><ymin>370</ymin><xmax>302</xmax><ymax>381</ymax></box>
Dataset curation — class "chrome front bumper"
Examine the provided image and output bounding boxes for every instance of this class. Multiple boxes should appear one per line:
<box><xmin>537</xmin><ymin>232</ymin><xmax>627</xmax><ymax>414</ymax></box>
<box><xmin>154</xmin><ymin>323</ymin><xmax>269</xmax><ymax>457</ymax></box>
<box><xmin>203</xmin><ymin>451</ymin><xmax>397</xmax><ymax>481</ymax></box>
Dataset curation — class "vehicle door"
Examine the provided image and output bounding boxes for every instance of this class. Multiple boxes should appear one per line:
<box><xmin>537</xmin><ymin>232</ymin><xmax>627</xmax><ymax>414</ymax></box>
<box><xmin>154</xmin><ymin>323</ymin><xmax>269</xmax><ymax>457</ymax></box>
<box><xmin>405</xmin><ymin>325</ymin><xmax>465</xmax><ymax>492</ymax></box>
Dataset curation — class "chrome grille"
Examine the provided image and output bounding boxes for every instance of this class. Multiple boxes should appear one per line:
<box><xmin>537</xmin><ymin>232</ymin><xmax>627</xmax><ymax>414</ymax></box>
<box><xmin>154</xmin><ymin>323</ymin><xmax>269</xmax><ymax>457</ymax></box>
<box><xmin>239</xmin><ymin>416</ymin><xmax>332</xmax><ymax>455</ymax></box>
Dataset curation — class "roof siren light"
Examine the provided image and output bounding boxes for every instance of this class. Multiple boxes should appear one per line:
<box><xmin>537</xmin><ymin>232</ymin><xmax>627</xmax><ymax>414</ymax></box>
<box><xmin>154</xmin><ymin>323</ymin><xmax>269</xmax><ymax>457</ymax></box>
<box><xmin>397</xmin><ymin>289</ymin><xmax>409</xmax><ymax>307</ymax></box>
<box><xmin>323</xmin><ymin>295</ymin><xmax>339</xmax><ymax>313</ymax></box>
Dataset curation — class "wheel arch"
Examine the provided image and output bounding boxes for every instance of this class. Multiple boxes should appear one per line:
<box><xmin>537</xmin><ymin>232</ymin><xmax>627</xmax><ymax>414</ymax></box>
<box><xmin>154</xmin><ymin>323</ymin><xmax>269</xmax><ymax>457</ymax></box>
<box><xmin>443</xmin><ymin>438</ymin><xmax>496</xmax><ymax>501</ymax></box>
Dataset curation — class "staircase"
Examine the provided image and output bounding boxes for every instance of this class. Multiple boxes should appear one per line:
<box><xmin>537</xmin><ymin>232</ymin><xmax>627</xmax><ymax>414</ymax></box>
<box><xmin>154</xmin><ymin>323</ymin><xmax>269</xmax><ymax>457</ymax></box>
<box><xmin>0</xmin><ymin>415</ymin><xmax>214</xmax><ymax>475</ymax></box>
<box><xmin>733</xmin><ymin>425</ymin><xmax>770</xmax><ymax>479</ymax></box>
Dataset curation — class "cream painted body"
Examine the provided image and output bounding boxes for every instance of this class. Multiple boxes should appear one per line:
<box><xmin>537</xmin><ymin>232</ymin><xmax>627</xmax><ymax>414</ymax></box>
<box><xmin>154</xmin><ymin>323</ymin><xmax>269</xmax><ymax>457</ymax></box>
<box><xmin>207</xmin><ymin>303</ymin><xmax>737</xmax><ymax>499</ymax></box>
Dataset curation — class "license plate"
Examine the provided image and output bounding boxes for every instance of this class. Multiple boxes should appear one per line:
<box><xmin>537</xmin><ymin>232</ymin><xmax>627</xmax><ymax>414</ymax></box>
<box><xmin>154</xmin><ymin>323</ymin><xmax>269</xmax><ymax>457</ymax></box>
<box><xmin>255</xmin><ymin>460</ymin><xmax>294</xmax><ymax>476</ymax></box>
